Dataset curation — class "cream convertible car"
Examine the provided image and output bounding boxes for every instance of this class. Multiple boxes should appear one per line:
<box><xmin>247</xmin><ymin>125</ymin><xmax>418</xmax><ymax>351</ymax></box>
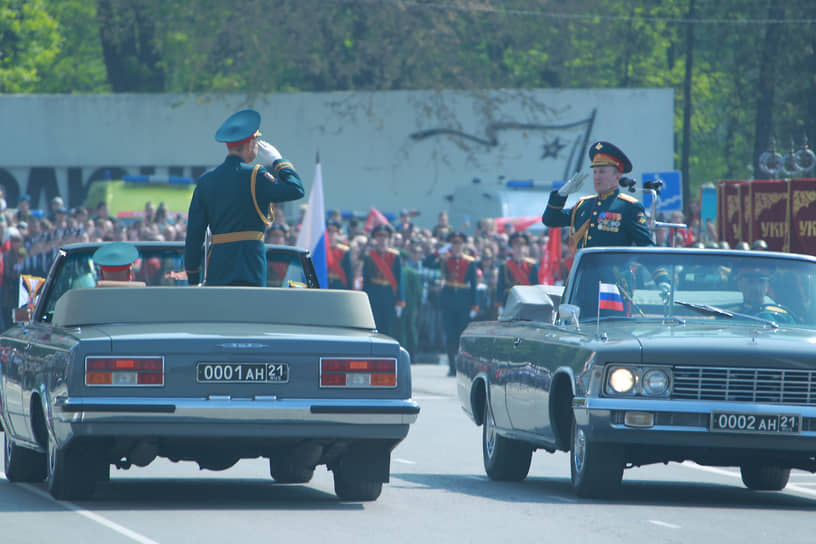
<box><xmin>1</xmin><ymin>242</ymin><xmax>419</xmax><ymax>501</ymax></box>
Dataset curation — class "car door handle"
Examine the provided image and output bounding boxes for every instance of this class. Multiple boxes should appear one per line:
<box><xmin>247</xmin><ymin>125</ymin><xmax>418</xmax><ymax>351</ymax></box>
<box><xmin>513</xmin><ymin>337</ymin><xmax>522</xmax><ymax>348</ymax></box>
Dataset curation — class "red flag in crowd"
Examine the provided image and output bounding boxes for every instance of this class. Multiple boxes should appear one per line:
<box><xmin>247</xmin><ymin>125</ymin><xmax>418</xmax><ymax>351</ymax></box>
<box><xmin>363</xmin><ymin>207</ymin><xmax>389</xmax><ymax>233</ymax></box>
<box><xmin>493</xmin><ymin>215</ymin><xmax>541</xmax><ymax>234</ymax></box>
<box><xmin>539</xmin><ymin>227</ymin><xmax>562</xmax><ymax>284</ymax></box>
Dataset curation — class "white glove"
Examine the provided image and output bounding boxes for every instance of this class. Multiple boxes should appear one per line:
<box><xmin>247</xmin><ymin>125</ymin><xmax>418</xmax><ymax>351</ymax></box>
<box><xmin>395</xmin><ymin>305</ymin><xmax>404</xmax><ymax>318</ymax></box>
<box><xmin>257</xmin><ymin>140</ymin><xmax>282</xmax><ymax>164</ymax></box>
<box><xmin>558</xmin><ymin>172</ymin><xmax>588</xmax><ymax>196</ymax></box>
<box><xmin>658</xmin><ymin>282</ymin><xmax>672</xmax><ymax>303</ymax></box>
<box><xmin>437</xmin><ymin>243</ymin><xmax>452</xmax><ymax>256</ymax></box>
<box><xmin>469</xmin><ymin>308</ymin><xmax>478</xmax><ymax>320</ymax></box>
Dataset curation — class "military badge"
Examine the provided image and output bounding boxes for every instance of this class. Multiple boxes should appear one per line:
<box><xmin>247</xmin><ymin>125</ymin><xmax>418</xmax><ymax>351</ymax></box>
<box><xmin>598</xmin><ymin>212</ymin><xmax>621</xmax><ymax>232</ymax></box>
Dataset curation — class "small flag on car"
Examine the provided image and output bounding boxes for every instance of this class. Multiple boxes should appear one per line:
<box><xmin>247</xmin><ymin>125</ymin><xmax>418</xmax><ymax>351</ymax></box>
<box><xmin>598</xmin><ymin>282</ymin><xmax>623</xmax><ymax>311</ymax></box>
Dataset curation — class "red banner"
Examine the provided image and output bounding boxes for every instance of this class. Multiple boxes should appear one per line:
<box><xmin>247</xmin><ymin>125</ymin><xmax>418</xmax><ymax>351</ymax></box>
<box><xmin>717</xmin><ymin>178</ymin><xmax>816</xmax><ymax>255</ymax></box>
<box><xmin>791</xmin><ymin>179</ymin><xmax>816</xmax><ymax>255</ymax></box>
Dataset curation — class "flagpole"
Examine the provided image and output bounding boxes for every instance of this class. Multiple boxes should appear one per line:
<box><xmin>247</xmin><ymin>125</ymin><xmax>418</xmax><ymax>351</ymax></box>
<box><xmin>597</xmin><ymin>281</ymin><xmax>601</xmax><ymax>337</ymax></box>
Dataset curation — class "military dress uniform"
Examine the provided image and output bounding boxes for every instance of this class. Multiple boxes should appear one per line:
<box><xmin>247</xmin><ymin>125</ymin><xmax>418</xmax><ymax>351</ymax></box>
<box><xmin>496</xmin><ymin>255</ymin><xmax>538</xmax><ymax>307</ymax></box>
<box><xmin>362</xmin><ymin>225</ymin><xmax>405</xmax><ymax>336</ymax></box>
<box><xmin>185</xmin><ymin>109</ymin><xmax>304</xmax><ymax>286</ymax></box>
<box><xmin>543</xmin><ymin>142</ymin><xmax>666</xmax><ymax>317</ymax></box>
<box><xmin>439</xmin><ymin>233</ymin><xmax>478</xmax><ymax>376</ymax></box>
<box><xmin>543</xmin><ymin>188</ymin><xmax>652</xmax><ymax>250</ymax></box>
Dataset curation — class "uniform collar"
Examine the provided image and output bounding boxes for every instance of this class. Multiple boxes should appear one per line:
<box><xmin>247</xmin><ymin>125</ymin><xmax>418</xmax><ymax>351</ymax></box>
<box><xmin>598</xmin><ymin>187</ymin><xmax>619</xmax><ymax>201</ymax></box>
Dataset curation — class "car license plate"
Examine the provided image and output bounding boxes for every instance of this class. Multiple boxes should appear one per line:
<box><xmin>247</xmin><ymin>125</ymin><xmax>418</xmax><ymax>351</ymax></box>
<box><xmin>196</xmin><ymin>362</ymin><xmax>288</xmax><ymax>383</ymax></box>
<box><xmin>710</xmin><ymin>412</ymin><xmax>800</xmax><ymax>434</ymax></box>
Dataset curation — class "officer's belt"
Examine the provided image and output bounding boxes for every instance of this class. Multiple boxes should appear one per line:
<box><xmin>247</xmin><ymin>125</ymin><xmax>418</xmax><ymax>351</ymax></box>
<box><xmin>211</xmin><ymin>231</ymin><xmax>264</xmax><ymax>245</ymax></box>
<box><xmin>444</xmin><ymin>281</ymin><xmax>469</xmax><ymax>288</ymax></box>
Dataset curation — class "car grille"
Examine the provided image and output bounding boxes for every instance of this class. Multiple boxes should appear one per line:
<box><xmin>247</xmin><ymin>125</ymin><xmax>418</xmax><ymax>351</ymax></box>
<box><xmin>672</xmin><ymin>366</ymin><xmax>816</xmax><ymax>405</ymax></box>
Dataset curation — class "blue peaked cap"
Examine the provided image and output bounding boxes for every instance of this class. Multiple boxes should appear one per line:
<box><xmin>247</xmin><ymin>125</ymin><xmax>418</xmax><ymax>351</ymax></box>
<box><xmin>215</xmin><ymin>109</ymin><xmax>261</xmax><ymax>143</ymax></box>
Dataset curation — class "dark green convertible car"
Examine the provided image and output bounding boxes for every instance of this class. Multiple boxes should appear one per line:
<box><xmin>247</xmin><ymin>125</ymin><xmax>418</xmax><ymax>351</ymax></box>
<box><xmin>1</xmin><ymin>242</ymin><xmax>419</xmax><ymax>502</ymax></box>
<box><xmin>457</xmin><ymin>247</ymin><xmax>816</xmax><ymax>497</ymax></box>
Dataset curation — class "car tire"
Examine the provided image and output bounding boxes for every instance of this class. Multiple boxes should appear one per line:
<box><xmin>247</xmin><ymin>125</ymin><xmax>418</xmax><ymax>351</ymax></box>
<box><xmin>482</xmin><ymin>400</ymin><xmax>532</xmax><ymax>482</ymax></box>
<box><xmin>740</xmin><ymin>464</ymin><xmax>790</xmax><ymax>491</ymax></box>
<box><xmin>269</xmin><ymin>459</ymin><xmax>315</xmax><ymax>484</ymax></box>
<box><xmin>332</xmin><ymin>469</ymin><xmax>383</xmax><ymax>501</ymax></box>
<box><xmin>46</xmin><ymin>434</ymin><xmax>97</xmax><ymax>500</ymax></box>
<box><xmin>4</xmin><ymin>434</ymin><xmax>46</xmax><ymax>482</ymax></box>
<box><xmin>570</xmin><ymin>419</ymin><xmax>624</xmax><ymax>498</ymax></box>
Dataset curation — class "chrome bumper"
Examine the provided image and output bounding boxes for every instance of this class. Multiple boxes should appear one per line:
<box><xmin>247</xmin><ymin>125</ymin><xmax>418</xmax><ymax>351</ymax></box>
<box><xmin>573</xmin><ymin>396</ymin><xmax>816</xmax><ymax>449</ymax></box>
<box><xmin>54</xmin><ymin>396</ymin><xmax>420</xmax><ymax>426</ymax></box>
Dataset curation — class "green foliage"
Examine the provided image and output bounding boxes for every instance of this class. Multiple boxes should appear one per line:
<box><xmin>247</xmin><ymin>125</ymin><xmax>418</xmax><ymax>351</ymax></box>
<box><xmin>0</xmin><ymin>0</ymin><xmax>60</xmax><ymax>92</ymax></box>
<box><xmin>7</xmin><ymin>0</ymin><xmax>816</xmax><ymax>201</ymax></box>
<box><xmin>39</xmin><ymin>0</ymin><xmax>108</xmax><ymax>92</ymax></box>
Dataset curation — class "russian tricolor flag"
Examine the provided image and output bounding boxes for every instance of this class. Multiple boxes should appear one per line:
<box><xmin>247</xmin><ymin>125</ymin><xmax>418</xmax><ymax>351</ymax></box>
<box><xmin>598</xmin><ymin>282</ymin><xmax>623</xmax><ymax>311</ymax></box>
<box><xmin>295</xmin><ymin>158</ymin><xmax>328</xmax><ymax>288</ymax></box>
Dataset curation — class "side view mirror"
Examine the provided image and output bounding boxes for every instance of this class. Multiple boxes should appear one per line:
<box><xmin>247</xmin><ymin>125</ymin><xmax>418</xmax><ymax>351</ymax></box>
<box><xmin>558</xmin><ymin>304</ymin><xmax>581</xmax><ymax>329</ymax></box>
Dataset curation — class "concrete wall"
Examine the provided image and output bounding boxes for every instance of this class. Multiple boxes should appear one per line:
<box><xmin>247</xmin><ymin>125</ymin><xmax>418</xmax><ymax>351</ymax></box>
<box><xmin>0</xmin><ymin>89</ymin><xmax>673</xmax><ymax>226</ymax></box>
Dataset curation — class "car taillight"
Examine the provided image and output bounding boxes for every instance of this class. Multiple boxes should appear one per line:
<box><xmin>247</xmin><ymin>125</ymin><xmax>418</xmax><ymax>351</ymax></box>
<box><xmin>320</xmin><ymin>358</ymin><xmax>397</xmax><ymax>388</ymax></box>
<box><xmin>85</xmin><ymin>356</ymin><xmax>164</xmax><ymax>386</ymax></box>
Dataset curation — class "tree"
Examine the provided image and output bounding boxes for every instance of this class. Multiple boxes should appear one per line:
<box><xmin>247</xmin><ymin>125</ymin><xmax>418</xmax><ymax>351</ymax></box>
<box><xmin>95</xmin><ymin>0</ymin><xmax>164</xmax><ymax>92</ymax></box>
<box><xmin>0</xmin><ymin>0</ymin><xmax>60</xmax><ymax>92</ymax></box>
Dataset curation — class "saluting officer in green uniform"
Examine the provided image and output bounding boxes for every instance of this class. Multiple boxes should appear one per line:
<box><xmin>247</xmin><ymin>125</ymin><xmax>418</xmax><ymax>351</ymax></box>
<box><xmin>185</xmin><ymin>109</ymin><xmax>304</xmax><ymax>286</ymax></box>
<box><xmin>542</xmin><ymin>141</ymin><xmax>653</xmax><ymax>250</ymax></box>
<box><xmin>543</xmin><ymin>142</ymin><xmax>669</xmax><ymax>315</ymax></box>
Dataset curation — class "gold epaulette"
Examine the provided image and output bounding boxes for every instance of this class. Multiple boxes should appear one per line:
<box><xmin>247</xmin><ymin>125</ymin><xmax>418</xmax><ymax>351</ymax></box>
<box><xmin>523</xmin><ymin>257</ymin><xmax>537</xmax><ymax>265</ymax></box>
<box><xmin>462</xmin><ymin>254</ymin><xmax>476</xmax><ymax>262</ymax></box>
<box><xmin>617</xmin><ymin>193</ymin><xmax>639</xmax><ymax>204</ymax></box>
<box><xmin>387</xmin><ymin>248</ymin><xmax>400</xmax><ymax>256</ymax></box>
<box><xmin>335</xmin><ymin>243</ymin><xmax>349</xmax><ymax>251</ymax></box>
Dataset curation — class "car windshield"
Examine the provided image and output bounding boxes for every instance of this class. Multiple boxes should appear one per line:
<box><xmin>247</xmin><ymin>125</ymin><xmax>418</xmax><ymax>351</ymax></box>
<box><xmin>565</xmin><ymin>250</ymin><xmax>816</xmax><ymax>329</ymax></box>
<box><xmin>37</xmin><ymin>246</ymin><xmax>311</xmax><ymax>323</ymax></box>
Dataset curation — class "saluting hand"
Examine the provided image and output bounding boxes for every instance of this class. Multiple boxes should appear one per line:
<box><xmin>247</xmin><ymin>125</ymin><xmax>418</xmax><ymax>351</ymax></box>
<box><xmin>257</xmin><ymin>140</ymin><xmax>282</xmax><ymax>164</ymax></box>
<box><xmin>557</xmin><ymin>171</ymin><xmax>588</xmax><ymax>196</ymax></box>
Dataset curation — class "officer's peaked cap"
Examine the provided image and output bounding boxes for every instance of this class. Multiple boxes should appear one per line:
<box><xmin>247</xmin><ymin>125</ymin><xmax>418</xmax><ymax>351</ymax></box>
<box><xmin>92</xmin><ymin>242</ymin><xmax>139</xmax><ymax>268</ymax></box>
<box><xmin>589</xmin><ymin>141</ymin><xmax>632</xmax><ymax>173</ymax></box>
<box><xmin>215</xmin><ymin>109</ymin><xmax>262</xmax><ymax>143</ymax></box>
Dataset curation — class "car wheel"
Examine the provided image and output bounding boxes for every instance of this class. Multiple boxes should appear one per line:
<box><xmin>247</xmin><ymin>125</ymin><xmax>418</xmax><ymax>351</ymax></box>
<box><xmin>332</xmin><ymin>468</ymin><xmax>383</xmax><ymax>501</ymax></box>
<box><xmin>482</xmin><ymin>400</ymin><xmax>532</xmax><ymax>481</ymax></box>
<box><xmin>570</xmin><ymin>419</ymin><xmax>624</xmax><ymax>498</ymax></box>
<box><xmin>46</xmin><ymin>434</ymin><xmax>97</xmax><ymax>500</ymax></box>
<box><xmin>740</xmin><ymin>464</ymin><xmax>790</xmax><ymax>491</ymax></box>
<box><xmin>4</xmin><ymin>434</ymin><xmax>46</xmax><ymax>482</ymax></box>
<box><xmin>269</xmin><ymin>459</ymin><xmax>315</xmax><ymax>484</ymax></box>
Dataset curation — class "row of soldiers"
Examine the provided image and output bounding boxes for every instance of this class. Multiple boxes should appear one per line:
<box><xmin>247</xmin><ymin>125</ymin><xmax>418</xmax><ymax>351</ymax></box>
<box><xmin>325</xmin><ymin>220</ymin><xmax>539</xmax><ymax>376</ymax></box>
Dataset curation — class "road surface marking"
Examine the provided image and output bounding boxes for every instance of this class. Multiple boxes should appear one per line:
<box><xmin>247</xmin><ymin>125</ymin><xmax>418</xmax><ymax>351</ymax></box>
<box><xmin>0</xmin><ymin>471</ymin><xmax>159</xmax><ymax>544</ymax></box>
<box><xmin>393</xmin><ymin>458</ymin><xmax>417</xmax><ymax>464</ymax></box>
<box><xmin>649</xmin><ymin>520</ymin><xmax>681</xmax><ymax>529</ymax></box>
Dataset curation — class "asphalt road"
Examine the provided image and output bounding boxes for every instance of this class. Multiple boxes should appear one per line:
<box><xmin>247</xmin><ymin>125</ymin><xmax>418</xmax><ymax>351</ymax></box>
<box><xmin>2</xmin><ymin>363</ymin><xmax>816</xmax><ymax>544</ymax></box>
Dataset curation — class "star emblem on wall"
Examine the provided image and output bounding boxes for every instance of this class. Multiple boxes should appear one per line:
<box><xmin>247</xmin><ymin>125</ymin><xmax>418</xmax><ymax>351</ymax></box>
<box><xmin>541</xmin><ymin>137</ymin><xmax>567</xmax><ymax>159</ymax></box>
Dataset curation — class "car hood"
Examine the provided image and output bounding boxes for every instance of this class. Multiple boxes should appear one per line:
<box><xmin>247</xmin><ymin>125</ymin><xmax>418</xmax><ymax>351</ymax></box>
<box><xmin>599</xmin><ymin>321</ymin><xmax>816</xmax><ymax>368</ymax></box>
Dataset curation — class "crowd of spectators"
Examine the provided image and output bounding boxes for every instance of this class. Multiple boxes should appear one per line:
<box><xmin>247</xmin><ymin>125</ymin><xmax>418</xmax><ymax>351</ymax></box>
<box><xmin>0</xmin><ymin>191</ymin><xmax>749</xmax><ymax>358</ymax></box>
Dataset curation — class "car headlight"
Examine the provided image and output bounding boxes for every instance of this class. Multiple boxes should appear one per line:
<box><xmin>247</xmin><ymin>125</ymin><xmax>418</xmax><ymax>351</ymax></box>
<box><xmin>608</xmin><ymin>368</ymin><xmax>635</xmax><ymax>394</ymax></box>
<box><xmin>641</xmin><ymin>369</ymin><xmax>669</xmax><ymax>395</ymax></box>
<box><xmin>605</xmin><ymin>365</ymin><xmax>671</xmax><ymax>396</ymax></box>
